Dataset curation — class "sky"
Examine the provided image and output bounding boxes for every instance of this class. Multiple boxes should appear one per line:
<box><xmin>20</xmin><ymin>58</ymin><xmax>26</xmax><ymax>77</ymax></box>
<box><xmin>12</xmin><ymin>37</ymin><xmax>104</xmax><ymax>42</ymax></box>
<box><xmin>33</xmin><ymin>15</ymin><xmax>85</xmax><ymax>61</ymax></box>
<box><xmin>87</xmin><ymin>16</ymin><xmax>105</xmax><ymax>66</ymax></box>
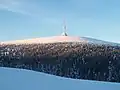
<box><xmin>0</xmin><ymin>67</ymin><xmax>120</xmax><ymax>90</ymax></box>
<box><xmin>0</xmin><ymin>0</ymin><xmax>120</xmax><ymax>43</ymax></box>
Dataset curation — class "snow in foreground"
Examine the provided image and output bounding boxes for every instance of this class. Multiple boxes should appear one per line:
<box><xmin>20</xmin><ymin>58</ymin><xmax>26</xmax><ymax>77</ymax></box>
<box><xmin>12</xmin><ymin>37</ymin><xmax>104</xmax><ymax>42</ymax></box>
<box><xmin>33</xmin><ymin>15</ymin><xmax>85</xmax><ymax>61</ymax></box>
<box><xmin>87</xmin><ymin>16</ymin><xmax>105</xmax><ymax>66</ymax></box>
<box><xmin>0</xmin><ymin>68</ymin><xmax>120</xmax><ymax>90</ymax></box>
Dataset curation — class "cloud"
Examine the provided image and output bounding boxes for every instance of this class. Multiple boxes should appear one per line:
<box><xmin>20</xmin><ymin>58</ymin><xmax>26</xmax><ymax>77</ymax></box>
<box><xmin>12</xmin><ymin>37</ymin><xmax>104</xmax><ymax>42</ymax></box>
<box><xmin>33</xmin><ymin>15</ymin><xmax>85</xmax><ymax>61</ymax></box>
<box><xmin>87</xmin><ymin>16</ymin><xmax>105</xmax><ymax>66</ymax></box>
<box><xmin>0</xmin><ymin>0</ymin><xmax>32</xmax><ymax>16</ymax></box>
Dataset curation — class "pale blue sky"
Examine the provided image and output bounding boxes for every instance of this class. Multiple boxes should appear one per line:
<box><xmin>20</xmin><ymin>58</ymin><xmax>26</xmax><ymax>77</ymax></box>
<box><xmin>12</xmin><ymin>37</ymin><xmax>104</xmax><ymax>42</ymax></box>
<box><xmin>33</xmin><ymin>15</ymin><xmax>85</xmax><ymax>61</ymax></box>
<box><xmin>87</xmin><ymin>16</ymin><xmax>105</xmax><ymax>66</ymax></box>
<box><xmin>0</xmin><ymin>0</ymin><xmax>120</xmax><ymax>43</ymax></box>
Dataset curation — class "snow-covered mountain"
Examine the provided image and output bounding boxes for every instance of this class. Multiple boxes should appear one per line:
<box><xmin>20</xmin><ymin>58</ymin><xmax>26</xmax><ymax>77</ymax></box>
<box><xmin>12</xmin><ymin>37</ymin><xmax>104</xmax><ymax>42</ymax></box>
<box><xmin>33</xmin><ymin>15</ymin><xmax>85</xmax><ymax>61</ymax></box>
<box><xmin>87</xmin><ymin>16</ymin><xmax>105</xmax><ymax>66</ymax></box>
<box><xmin>0</xmin><ymin>67</ymin><xmax>120</xmax><ymax>90</ymax></box>
<box><xmin>1</xmin><ymin>36</ymin><xmax>120</xmax><ymax>46</ymax></box>
<box><xmin>0</xmin><ymin>36</ymin><xmax>86</xmax><ymax>44</ymax></box>
<box><xmin>82</xmin><ymin>37</ymin><xmax>120</xmax><ymax>46</ymax></box>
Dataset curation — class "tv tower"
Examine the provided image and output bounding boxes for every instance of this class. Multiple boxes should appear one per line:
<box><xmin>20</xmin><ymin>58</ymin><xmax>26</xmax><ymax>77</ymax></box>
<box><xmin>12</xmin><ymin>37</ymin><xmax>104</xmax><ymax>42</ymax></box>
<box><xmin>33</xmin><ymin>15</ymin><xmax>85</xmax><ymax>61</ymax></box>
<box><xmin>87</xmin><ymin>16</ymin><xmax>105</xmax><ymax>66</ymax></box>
<box><xmin>61</xmin><ymin>20</ymin><xmax>68</xmax><ymax>36</ymax></box>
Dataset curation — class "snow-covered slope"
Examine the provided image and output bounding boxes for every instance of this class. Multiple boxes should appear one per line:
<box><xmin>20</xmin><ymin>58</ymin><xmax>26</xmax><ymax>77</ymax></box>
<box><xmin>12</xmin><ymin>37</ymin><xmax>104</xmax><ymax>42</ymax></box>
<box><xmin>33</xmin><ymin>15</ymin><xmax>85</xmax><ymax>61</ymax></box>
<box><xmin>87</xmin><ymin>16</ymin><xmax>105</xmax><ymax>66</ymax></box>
<box><xmin>0</xmin><ymin>36</ymin><xmax>87</xmax><ymax>44</ymax></box>
<box><xmin>0</xmin><ymin>67</ymin><xmax>120</xmax><ymax>90</ymax></box>
<box><xmin>0</xmin><ymin>36</ymin><xmax>120</xmax><ymax>46</ymax></box>
<box><xmin>82</xmin><ymin>37</ymin><xmax>120</xmax><ymax>46</ymax></box>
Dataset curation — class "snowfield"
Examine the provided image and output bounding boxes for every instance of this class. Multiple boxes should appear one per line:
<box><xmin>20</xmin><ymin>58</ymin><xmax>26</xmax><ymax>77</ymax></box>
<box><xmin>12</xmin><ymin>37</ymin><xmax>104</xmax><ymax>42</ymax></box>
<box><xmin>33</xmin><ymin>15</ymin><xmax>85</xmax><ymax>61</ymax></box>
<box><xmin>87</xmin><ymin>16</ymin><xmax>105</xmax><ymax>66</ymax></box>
<box><xmin>0</xmin><ymin>36</ymin><xmax>87</xmax><ymax>44</ymax></box>
<box><xmin>0</xmin><ymin>36</ymin><xmax>119</xmax><ymax>46</ymax></box>
<box><xmin>0</xmin><ymin>67</ymin><xmax>120</xmax><ymax>90</ymax></box>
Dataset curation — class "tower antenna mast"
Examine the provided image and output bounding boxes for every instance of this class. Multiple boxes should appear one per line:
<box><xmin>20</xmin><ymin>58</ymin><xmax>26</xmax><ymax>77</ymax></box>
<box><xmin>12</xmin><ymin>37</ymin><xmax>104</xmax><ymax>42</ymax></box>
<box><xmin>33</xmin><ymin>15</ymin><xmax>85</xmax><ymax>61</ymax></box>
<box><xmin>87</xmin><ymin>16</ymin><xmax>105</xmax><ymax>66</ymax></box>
<box><xmin>61</xmin><ymin>20</ymin><xmax>68</xmax><ymax>36</ymax></box>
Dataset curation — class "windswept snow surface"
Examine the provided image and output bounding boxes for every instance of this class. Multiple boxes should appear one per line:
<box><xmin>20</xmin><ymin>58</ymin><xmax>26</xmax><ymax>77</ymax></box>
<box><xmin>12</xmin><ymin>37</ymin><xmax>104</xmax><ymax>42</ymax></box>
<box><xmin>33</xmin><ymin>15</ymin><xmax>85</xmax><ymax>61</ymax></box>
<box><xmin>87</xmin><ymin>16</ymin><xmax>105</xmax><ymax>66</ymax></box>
<box><xmin>82</xmin><ymin>37</ymin><xmax>120</xmax><ymax>46</ymax></box>
<box><xmin>0</xmin><ymin>36</ymin><xmax>87</xmax><ymax>44</ymax></box>
<box><xmin>1</xmin><ymin>36</ymin><xmax>120</xmax><ymax>46</ymax></box>
<box><xmin>0</xmin><ymin>67</ymin><xmax>120</xmax><ymax>90</ymax></box>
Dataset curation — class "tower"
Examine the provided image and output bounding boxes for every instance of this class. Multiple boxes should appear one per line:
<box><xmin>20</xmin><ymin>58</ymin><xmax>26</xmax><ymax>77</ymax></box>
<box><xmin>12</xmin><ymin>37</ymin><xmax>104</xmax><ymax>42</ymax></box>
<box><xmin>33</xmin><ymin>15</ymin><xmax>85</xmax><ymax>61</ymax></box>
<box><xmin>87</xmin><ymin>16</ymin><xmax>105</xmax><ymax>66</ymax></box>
<box><xmin>61</xmin><ymin>20</ymin><xmax>68</xmax><ymax>36</ymax></box>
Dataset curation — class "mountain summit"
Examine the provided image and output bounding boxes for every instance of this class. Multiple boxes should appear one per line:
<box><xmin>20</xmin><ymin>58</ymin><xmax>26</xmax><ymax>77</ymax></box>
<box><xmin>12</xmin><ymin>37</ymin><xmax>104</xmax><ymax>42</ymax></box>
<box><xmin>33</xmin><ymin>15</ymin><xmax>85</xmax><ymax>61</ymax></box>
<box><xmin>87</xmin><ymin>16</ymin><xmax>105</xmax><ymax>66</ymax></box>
<box><xmin>0</xmin><ymin>36</ymin><xmax>120</xmax><ymax>46</ymax></box>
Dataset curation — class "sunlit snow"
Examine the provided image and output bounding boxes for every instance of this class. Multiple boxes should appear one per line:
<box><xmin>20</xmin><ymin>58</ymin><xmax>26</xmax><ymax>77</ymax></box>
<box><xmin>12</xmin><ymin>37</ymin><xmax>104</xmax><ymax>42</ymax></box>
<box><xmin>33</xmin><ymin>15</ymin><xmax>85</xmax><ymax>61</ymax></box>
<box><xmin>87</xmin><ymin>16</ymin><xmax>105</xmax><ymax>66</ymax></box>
<box><xmin>0</xmin><ymin>67</ymin><xmax>120</xmax><ymax>90</ymax></box>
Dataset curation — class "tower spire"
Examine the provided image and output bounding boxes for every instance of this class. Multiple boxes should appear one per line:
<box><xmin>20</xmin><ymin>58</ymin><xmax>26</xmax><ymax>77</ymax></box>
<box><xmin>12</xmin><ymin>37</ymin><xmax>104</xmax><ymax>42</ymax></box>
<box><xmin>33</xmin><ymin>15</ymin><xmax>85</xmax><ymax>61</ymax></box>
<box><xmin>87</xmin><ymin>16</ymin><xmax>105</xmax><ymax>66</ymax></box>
<box><xmin>61</xmin><ymin>20</ymin><xmax>68</xmax><ymax>36</ymax></box>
